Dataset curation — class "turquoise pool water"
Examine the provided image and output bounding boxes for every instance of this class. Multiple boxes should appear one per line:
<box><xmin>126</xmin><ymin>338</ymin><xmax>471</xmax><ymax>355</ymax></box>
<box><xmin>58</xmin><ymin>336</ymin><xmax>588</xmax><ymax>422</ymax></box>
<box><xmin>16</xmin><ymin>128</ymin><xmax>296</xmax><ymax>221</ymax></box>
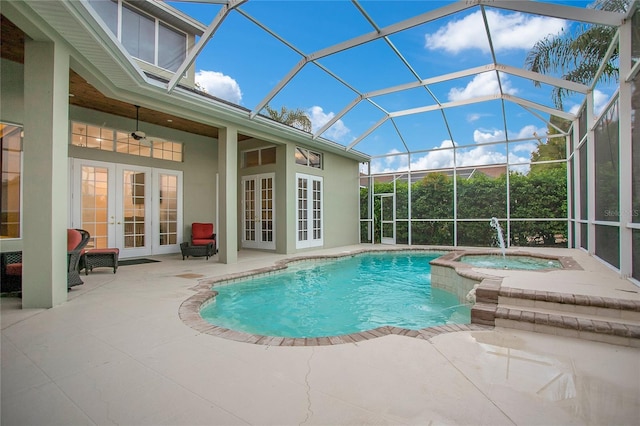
<box><xmin>200</xmin><ymin>252</ymin><xmax>470</xmax><ymax>338</ymax></box>
<box><xmin>459</xmin><ymin>254</ymin><xmax>562</xmax><ymax>270</ymax></box>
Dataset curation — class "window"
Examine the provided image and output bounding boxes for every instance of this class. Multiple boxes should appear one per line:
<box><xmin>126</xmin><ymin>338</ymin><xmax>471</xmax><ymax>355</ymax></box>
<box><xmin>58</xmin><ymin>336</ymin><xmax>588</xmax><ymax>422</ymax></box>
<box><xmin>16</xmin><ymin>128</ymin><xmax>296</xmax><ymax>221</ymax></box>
<box><xmin>88</xmin><ymin>0</ymin><xmax>117</xmax><ymax>34</ymax></box>
<box><xmin>71</xmin><ymin>121</ymin><xmax>183</xmax><ymax>162</ymax></box>
<box><xmin>116</xmin><ymin>131</ymin><xmax>151</xmax><ymax>157</ymax></box>
<box><xmin>295</xmin><ymin>147</ymin><xmax>322</xmax><ymax>168</ymax></box>
<box><xmin>71</xmin><ymin>122</ymin><xmax>114</xmax><ymax>151</ymax></box>
<box><xmin>1</xmin><ymin>124</ymin><xmax>22</xmax><ymax>239</ymax></box>
<box><xmin>296</xmin><ymin>173</ymin><xmax>323</xmax><ymax>248</ymax></box>
<box><xmin>153</xmin><ymin>140</ymin><xmax>183</xmax><ymax>162</ymax></box>
<box><xmin>88</xmin><ymin>0</ymin><xmax>187</xmax><ymax>73</ymax></box>
<box><xmin>122</xmin><ymin>3</ymin><xmax>155</xmax><ymax>64</ymax></box>
<box><xmin>159</xmin><ymin>22</ymin><xmax>186</xmax><ymax>72</ymax></box>
<box><xmin>242</xmin><ymin>146</ymin><xmax>276</xmax><ymax>168</ymax></box>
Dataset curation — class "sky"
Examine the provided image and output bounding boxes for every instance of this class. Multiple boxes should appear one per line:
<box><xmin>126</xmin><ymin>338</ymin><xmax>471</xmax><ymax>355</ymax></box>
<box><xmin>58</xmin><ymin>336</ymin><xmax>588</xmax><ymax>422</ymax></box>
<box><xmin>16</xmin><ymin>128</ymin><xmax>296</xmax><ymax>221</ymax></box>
<box><xmin>167</xmin><ymin>0</ymin><xmax>618</xmax><ymax>173</ymax></box>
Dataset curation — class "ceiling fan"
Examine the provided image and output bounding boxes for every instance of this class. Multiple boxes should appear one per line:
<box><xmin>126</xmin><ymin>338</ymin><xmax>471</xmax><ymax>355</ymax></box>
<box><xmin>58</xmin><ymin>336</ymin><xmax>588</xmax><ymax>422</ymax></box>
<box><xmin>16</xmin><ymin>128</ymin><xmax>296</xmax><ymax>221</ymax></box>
<box><xmin>130</xmin><ymin>105</ymin><xmax>147</xmax><ymax>141</ymax></box>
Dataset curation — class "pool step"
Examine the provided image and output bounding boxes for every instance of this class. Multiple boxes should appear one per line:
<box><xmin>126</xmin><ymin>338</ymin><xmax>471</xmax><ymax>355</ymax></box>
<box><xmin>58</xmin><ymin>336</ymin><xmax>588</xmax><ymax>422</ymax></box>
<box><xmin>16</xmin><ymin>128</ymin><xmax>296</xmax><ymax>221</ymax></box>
<box><xmin>470</xmin><ymin>283</ymin><xmax>640</xmax><ymax>348</ymax></box>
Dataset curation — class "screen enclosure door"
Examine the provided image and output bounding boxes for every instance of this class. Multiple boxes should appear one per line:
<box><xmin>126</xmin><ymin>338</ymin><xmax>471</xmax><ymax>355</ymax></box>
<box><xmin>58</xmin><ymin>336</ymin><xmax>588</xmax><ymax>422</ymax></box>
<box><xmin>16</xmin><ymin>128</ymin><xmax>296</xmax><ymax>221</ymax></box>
<box><xmin>380</xmin><ymin>194</ymin><xmax>395</xmax><ymax>245</ymax></box>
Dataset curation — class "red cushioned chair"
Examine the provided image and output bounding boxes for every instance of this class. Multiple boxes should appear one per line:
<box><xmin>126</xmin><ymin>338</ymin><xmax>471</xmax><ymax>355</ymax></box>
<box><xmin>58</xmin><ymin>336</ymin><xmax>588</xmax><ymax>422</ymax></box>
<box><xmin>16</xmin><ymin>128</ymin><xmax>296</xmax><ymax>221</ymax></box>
<box><xmin>180</xmin><ymin>222</ymin><xmax>216</xmax><ymax>260</ymax></box>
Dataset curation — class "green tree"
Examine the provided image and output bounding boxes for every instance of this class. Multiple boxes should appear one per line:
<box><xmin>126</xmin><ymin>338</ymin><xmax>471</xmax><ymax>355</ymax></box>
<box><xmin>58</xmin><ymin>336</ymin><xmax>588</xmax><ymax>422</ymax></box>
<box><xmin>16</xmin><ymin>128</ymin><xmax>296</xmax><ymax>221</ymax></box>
<box><xmin>264</xmin><ymin>105</ymin><xmax>312</xmax><ymax>132</ymax></box>
<box><xmin>525</xmin><ymin>0</ymin><xmax>631</xmax><ymax>109</ymax></box>
<box><xmin>530</xmin><ymin>115</ymin><xmax>572</xmax><ymax>173</ymax></box>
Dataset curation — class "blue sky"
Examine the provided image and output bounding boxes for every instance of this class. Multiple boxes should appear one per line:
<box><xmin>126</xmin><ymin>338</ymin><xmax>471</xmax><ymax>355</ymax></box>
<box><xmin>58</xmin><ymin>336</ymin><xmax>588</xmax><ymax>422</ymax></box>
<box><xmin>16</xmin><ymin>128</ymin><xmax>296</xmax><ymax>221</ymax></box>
<box><xmin>167</xmin><ymin>0</ymin><xmax>616</xmax><ymax>173</ymax></box>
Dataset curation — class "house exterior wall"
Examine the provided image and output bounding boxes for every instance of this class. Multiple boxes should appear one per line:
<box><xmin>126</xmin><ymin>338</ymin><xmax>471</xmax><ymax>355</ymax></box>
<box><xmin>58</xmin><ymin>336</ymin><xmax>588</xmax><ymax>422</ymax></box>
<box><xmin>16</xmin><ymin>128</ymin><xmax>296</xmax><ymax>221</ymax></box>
<box><xmin>293</xmin><ymin>148</ymin><xmax>361</xmax><ymax>250</ymax></box>
<box><xmin>2</xmin><ymin>56</ymin><xmax>363</xmax><ymax>255</ymax></box>
<box><xmin>1</xmin><ymin>59</ymin><xmax>219</xmax><ymax>250</ymax></box>
<box><xmin>68</xmin><ymin>105</ymin><xmax>218</xmax><ymax>240</ymax></box>
<box><xmin>237</xmin><ymin>139</ymin><xmax>362</xmax><ymax>252</ymax></box>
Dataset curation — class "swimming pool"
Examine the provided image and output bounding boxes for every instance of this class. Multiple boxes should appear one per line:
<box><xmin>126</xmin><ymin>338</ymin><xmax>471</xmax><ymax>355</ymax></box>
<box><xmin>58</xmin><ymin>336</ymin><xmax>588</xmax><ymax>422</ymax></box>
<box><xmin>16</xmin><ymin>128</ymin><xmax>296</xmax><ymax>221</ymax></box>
<box><xmin>200</xmin><ymin>251</ymin><xmax>470</xmax><ymax>338</ymax></box>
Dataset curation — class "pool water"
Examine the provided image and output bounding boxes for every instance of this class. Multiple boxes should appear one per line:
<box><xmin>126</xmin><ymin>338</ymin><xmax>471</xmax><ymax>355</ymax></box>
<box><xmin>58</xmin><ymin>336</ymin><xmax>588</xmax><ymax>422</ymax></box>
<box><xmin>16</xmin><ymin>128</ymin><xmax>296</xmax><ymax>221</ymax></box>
<box><xmin>200</xmin><ymin>252</ymin><xmax>470</xmax><ymax>338</ymax></box>
<box><xmin>459</xmin><ymin>254</ymin><xmax>562</xmax><ymax>270</ymax></box>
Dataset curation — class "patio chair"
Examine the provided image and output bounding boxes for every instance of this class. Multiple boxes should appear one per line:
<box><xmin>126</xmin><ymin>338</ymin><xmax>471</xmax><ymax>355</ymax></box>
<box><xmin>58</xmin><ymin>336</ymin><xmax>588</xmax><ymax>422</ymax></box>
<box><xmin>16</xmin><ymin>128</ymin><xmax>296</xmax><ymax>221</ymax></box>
<box><xmin>0</xmin><ymin>229</ymin><xmax>90</xmax><ymax>292</ymax></box>
<box><xmin>180</xmin><ymin>222</ymin><xmax>216</xmax><ymax>260</ymax></box>
<box><xmin>67</xmin><ymin>228</ymin><xmax>90</xmax><ymax>288</ymax></box>
<box><xmin>0</xmin><ymin>251</ymin><xmax>23</xmax><ymax>293</ymax></box>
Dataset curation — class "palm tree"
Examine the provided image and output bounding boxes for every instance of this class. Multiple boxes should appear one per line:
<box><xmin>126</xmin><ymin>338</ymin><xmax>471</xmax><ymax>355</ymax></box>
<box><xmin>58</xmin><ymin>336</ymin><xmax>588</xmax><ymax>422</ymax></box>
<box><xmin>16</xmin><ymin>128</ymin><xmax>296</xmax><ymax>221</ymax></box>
<box><xmin>264</xmin><ymin>105</ymin><xmax>312</xmax><ymax>132</ymax></box>
<box><xmin>525</xmin><ymin>0</ymin><xmax>631</xmax><ymax>109</ymax></box>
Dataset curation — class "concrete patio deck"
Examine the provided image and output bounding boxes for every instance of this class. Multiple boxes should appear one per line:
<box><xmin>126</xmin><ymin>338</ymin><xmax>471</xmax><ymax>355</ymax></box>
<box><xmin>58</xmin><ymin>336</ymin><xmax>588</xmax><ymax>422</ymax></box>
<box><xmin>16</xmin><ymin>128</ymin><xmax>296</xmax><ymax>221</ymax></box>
<box><xmin>2</xmin><ymin>246</ymin><xmax>639</xmax><ymax>425</ymax></box>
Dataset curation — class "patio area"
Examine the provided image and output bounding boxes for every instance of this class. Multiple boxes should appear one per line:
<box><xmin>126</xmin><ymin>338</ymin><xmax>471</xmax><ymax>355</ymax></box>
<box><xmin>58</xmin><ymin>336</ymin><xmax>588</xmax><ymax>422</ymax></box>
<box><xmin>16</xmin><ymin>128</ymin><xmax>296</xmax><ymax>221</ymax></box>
<box><xmin>1</xmin><ymin>246</ymin><xmax>639</xmax><ymax>425</ymax></box>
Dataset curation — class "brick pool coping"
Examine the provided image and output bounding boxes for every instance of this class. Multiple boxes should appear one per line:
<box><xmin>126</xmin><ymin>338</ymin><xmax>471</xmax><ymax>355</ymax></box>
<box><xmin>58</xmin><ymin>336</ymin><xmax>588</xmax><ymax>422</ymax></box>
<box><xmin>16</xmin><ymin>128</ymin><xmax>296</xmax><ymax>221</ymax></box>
<box><xmin>177</xmin><ymin>247</ymin><xmax>578</xmax><ymax>346</ymax></box>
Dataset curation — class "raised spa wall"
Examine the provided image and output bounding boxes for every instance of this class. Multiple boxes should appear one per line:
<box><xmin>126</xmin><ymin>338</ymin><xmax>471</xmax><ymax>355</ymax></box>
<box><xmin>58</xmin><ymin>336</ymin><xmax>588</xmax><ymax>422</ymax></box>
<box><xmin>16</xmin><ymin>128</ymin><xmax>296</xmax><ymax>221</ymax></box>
<box><xmin>429</xmin><ymin>250</ymin><xmax>572</xmax><ymax>327</ymax></box>
<box><xmin>430</xmin><ymin>251</ymin><xmax>500</xmax><ymax>304</ymax></box>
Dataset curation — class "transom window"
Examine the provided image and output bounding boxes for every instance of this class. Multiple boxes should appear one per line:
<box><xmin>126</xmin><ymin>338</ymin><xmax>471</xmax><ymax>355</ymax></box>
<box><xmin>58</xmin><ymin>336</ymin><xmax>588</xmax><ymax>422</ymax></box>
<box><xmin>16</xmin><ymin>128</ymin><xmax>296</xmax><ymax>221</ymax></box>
<box><xmin>242</xmin><ymin>146</ymin><xmax>276</xmax><ymax>168</ymax></box>
<box><xmin>295</xmin><ymin>147</ymin><xmax>322</xmax><ymax>169</ymax></box>
<box><xmin>71</xmin><ymin>122</ymin><xmax>183</xmax><ymax>162</ymax></box>
<box><xmin>88</xmin><ymin>0</ymin><xmax>187</xmax><ymax>73</ymax></box>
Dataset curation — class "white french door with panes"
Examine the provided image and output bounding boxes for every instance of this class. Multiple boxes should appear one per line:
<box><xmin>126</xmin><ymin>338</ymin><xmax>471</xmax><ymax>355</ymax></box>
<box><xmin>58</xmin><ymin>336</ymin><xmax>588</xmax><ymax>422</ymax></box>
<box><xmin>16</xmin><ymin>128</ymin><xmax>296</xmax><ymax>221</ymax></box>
<box><xmin>296</xmin><ymin>173</ymin><xmax>323</xmax><ymax>249</ymax></box>
<box><xmin>241</xmin><ymin>173</ymin><xmax>275</xmax><ymax>250</ymax></box>
<box><xmin>70</xmin><ymin>159</ymin><xmax>182</xmax><ymax>258</ymax></box>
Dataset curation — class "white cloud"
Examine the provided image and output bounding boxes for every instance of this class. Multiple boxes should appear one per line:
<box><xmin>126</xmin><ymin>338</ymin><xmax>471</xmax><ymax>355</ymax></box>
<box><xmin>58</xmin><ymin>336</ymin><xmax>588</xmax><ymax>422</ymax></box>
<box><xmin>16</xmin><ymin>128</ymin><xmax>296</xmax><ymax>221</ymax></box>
<box><xmin>425</xmin><ymin>10</ymin><xmax>566</xmax><ymax>54</ymax></box>
<box><xmin>568</xmin><ymin>89</ymin><xmax>612</xmax><ymax>117</ymax></box>
<box><xmin>593</xmin><ymin>89</ymin><xmax>612</xmax><ymax>116</ymax></box>
<box><xmin>308</xmin><ymin>106</ymin><xmax>350</xmax><ymax>141</ymax></box>
<box><xmin>467</xmin><ymin>113</ymin><xmax>489</xmax><ymax>123</ymax></box>
<box><xmin>473</xmin><ymin>128</ymin><xmax>504</xmax><ymax>144</ymax></box>
<box><xmin>195</xmin><ymin>70</ymin><xmax>242</xmax><ymax>104</ymax></box>
<box><xmin>448</xmin><ymin>72</ymin><xmax>517</xmax><ymax>102</ymax></box>
<box><xmin>514</xmin><ymin>124</ymin><xmax>544</xmax><ymax>140</ymax></box>
<box><xmin>370</xmin><ymin>123</ymin><xmax>543</xmax><ymax>174</ymax></box>
<box><xmin>512</xmin><ymin>142</ymin><xmax>538</xmax><ymax>153</ymax></box>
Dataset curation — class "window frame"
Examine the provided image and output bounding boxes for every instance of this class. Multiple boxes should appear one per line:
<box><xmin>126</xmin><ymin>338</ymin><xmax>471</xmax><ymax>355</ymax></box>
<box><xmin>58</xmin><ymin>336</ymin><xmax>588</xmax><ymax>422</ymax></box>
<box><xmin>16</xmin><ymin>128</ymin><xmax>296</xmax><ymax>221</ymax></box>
<box><xmin>89</xmin><ymin>0</ymin><xmax>188</xmax><ymax>73</ymax></box>
<box><xmin>241</xmin><ymin>146</ymin><xmax>277</xmax><ymax>168</ymax></box>
<box><xmin>70</xmin><ymin>121</ymin><xmax>183</xmax><ymax>163</ymax></box>
<box><xmin>0</xmin><ymin>123</ymin><xmax>24</xmax><ymax>240</ymax></box>
<box><xmin>296</xmin><ymin>173</ymin><xmax>323</xmax><ymax>249</ymax></box>
<box><xmin>295</xmin><ymin>146</ymin><xmax>323</xmax><ymax>169</ymax></box>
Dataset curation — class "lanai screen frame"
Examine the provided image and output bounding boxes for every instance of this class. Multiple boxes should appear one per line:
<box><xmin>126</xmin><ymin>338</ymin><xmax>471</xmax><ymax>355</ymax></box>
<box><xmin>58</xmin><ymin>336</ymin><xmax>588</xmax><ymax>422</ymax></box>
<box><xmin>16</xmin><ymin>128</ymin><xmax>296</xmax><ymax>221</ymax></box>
<box><xmin>349</xmin><ymin>2</ymin><xmax>639</xmax><ymax>284</ymax></box>
<box><xmin>83</xmin><ymin>0</ymin><xmax>639</xmax><ymax>281</ymax></box>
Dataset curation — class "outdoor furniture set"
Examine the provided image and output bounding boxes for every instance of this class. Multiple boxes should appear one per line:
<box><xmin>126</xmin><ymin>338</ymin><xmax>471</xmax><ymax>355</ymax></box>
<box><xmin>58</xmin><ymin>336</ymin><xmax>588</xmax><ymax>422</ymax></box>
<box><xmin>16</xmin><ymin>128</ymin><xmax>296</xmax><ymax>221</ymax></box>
<box><xmin>1</xmin><ymin>223</ymin><xmax>216</xmax><ymax>293</ymax></box>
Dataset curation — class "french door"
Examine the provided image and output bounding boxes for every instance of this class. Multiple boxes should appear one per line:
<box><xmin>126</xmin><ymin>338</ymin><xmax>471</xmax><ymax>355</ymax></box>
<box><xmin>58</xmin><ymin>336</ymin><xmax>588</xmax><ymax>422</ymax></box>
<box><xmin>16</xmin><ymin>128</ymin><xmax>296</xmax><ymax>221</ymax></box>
<box><xmin>241</xmin><ymin>173</ymin><xmax>275</xmax><ymax>250</ymax></box>
<box><xmin>70</xmin><ymin>159</ymin><xmax>182</xmax><ymax>258</ymax></box>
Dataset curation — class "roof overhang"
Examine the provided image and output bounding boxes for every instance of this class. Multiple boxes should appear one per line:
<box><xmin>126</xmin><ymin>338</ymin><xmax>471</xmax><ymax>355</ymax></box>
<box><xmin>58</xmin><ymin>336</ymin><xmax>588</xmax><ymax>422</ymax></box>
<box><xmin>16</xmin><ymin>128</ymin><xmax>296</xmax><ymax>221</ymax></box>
<box><xmin>1</xmin><ymin>0</ymin><xmax>370</xmax><ymax>163</ymax></box>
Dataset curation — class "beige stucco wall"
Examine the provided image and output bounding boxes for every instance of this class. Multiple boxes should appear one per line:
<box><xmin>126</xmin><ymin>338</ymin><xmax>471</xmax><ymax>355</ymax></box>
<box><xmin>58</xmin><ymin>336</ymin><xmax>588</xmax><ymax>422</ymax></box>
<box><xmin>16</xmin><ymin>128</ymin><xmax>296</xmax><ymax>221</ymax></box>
<box><xmin>0</xmin><ymin>60</ymin><xmax>24</xmax><ymax>125</ymax></box>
